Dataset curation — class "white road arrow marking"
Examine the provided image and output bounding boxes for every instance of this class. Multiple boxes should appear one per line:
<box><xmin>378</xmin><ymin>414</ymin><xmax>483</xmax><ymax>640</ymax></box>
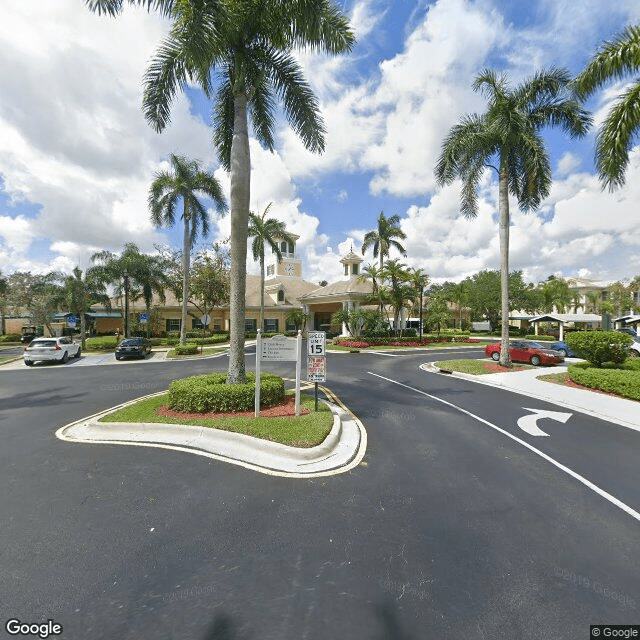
<box><xmin>517</xmin><ymin>408</ymin><xmax>573</xmax><ymax>437</ymax></box>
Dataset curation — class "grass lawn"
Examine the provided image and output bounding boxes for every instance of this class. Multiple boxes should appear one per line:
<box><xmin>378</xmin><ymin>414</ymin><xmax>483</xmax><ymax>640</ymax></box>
<box><xmin>99</xmin><ymin>392</ymin><xmax>334</xmax><ymax>447</ymax></box>
<box><xmin>0</xmin><ymin>355</ymin><xmax>16</xmax><ymax>365</ymax></box>
<box><xmin>435</xmin><ymin>359</ymin><xmax>532</xmax><ymax>374</ymax></box>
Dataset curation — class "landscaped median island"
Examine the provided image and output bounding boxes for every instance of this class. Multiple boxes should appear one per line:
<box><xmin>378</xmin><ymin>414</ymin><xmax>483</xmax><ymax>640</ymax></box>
<box><xmin>435</xmin><ymin>359</ymin><xmax>533</xmax><ymax>375</ymax></box>
<box><xmin>329</xmin><ymin>335</ymin><xmax>480</xmax><ymax>351</ymax></box>
<box><xmin>99</xmin><ymin>372</ymin><xmax>334</xmax><ymax>447</ymax></box>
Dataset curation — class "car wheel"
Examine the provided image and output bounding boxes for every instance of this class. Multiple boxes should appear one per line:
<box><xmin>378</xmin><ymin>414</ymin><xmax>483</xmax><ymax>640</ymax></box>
<box><xmin>628</xmin><ymin>349</ymin><xmax>639</xmax><ymax>358</ymax></box>
<box><xmin>491</xmin><ymin>351</ymin><xmax>500</xmax><ymax>361</ymax></box>
<box><xmin>557</xmin><ymin>348</ymin><xmax>567</xmax><ymax>357</ymax></box>
<box><xmin>530</xmin><ymin>355</ymin><xmax>541</xmax><ymax>366</ymax></box>
<box><xmin>25</xmin><ymin>360</ymin><xmax>33</xmax><ymax>367</ymax></box>
<box><xmin>115</xmin><ymin>355</ymin><xmax>121</xmax><ymax>361</ymax></box>
<box><xmin>75</xmin><ymin>348</ymin><xmax>81</xmax><ymax>358</ymax></box>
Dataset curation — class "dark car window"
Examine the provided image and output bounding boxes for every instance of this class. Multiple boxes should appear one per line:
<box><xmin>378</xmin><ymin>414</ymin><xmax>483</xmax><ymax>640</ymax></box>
<box><xmin>31</xmin><ymin>340</ymin><xmax>57</xmax><ymax>348</ymax></box>
<box><xmin>120</xmin><ymin>339</ymin><xmax>142</xmax><ymax>346</ymax></box>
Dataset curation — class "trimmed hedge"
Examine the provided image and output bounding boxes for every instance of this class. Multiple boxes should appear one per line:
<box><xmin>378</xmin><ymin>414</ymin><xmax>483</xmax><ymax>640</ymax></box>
<box><xmin>568</xmin><ymin>362</ymin><xmax>640</xmax><ymax>401</ymax></box>
<box><xmin>525</xmin><ymin>334</ymin><xmax>555</xmax><ymax>341</ymax></box>
<box><xmin>168</xmin><ymin>372</ymin><xmax>285</xmax><ymax>413</ymax></box>
<box><xmin>566</xmin><ymin>331</ymin><xmax>632</xmax><ymax>367</ymax></box>
<box><xmin>0</xmin><ymin>333</ymin><xmax>21</xmax><ymax>342</ymax></box>
<box><xmin>173</xmin><ymin>343</ymin><xmax>199</xmax><ymax>355</ymax></box>
<box><xmin>85</xmin><ymin>336</ymin><xmax>118</xmax><ymax>351</ymax></box>
<box><xmin>333</xmin><ymin>335</ymin><xmax>479</xmax><ymax>348</ymax></box>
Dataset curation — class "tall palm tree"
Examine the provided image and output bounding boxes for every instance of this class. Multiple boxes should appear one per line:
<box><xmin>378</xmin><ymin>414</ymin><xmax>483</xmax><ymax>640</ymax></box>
<box><xmin>131</xmin><ymin>252</ymin><xmax>173</xmax><ymax>337</ymax></box>
<box><xmin>361</xmin><ymin>211</ymin><xmax>407</xmax><ymax>272</ymax></box>
<box><xmin>140</xmin><ymin>0</ymin><xmax>354</xmax><ymax>383</ymax></box>
<box><xmin>541</xmin><ymin>277</ymin><xmax>572</xmax><ymax>313</ymax></box>
<box><xmin>381</xmin><ymin>259</ymin><xmax>413</xmax><ymax>334</ymax></box>
<box><xmin>407</xmin><ymin>267</ymin><xmax>429</xmax><ymax>339</ymax></box>
<box><xmin>62</xmin><ymin>267</ymin><xmax>112</xmax><ymax>349</ymax></box>
<box><xmin>357</xmin><ymin>263</ymin><xmax>384</xmax><ymax>315</ymax></box>
<box><xmin>149</xmin><ymin>154</ymin><xmax>227</xmax><ymax>344</ymax></box>
<box><xmin>585</xmin><ymin>290</ymin><xmax>601</xmax><ymax>314</ymax></box>
<box><xmin>92</xmin><ymin>243</ymin><xmax>167</xmax><ymax>338</ymax></box>
<box><xmin>0</xmin><ymin>271</ymin><xmax>7</xmax><ymax>336</ymax></box>
<box><xmin>435</xmin><ymin>68</ymin><xmax>591</xmax><ymax>365</ymax></box>
<box><xmin>85</xmin><ymin>0</ymin><xmax>174</xmax><ymax>17</ymax></box>
<box><xmin>248</xmin><ymin>203</ymin><xmax>294</xmax><ymax>332</ymax></box>
<box><xmin>574</xmin><ymin>26</ymin><xmax>640</xmax><ymax>190</ymax></box>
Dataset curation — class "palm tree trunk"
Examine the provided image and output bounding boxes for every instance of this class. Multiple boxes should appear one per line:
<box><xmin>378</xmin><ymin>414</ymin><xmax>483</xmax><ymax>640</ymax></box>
<box><xmin>124</xmin><ymin>275</ymin><xmax>130</xmax><ymax>338</ymax></box>
<box><xmin>259</xmin><ymin>253</ymin><xmax>265</xmax><ymax>332</ymax></box>
<box><xmin>499</xmin><ymin>166</ymin><xmax>511</xmax><ymax>367</ymax></box>
<box><xmin>227</xmin><ymin>90</ymin><xmax>251</xmax><ymax>384</ymax></box>
<box><xmin>80</xmin><ymin>310</ymin><xmax>87</xmax><ymax>350</ymax></box>
<box><xmin>180</xmin><ymin>206</ymin><xmax>190</xmax><ymax>346</ymax></box>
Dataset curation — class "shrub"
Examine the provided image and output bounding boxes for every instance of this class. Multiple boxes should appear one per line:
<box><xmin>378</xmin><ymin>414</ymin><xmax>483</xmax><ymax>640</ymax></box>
<box><xmin>566</xmin><ymin>331</ymin><xmax>632</xmax><ymax>367</ymax></box>
<box><xmin>174</xmin><ymin>343</ymin><xmax>199</xmax><ymax>355</ymax></box>
<box><xmin>85</xmin><ymin>336</ymin><xmax>118</xmax><ymax>351</ymax></box>
<box><xmin>0</xmin><ymin>333</ymin><xmax>21</xmax><ymax>342</ymax></box>
<box><xmin>568</xmin><ymin>362</ymin><xmax>640</xmax><ymax>401</ymax></box>
<box><xmin>526</xmin><ymin>334</ymin><xmax>555</xmax><ymax>341</ymax></box>
<box><xmin>168</xmin><ymin>372</ymin><xmax>285</xmax><ymax>413</ymax></box>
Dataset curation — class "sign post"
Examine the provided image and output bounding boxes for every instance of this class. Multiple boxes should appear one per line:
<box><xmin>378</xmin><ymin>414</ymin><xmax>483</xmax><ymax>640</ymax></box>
<box><xmin>255</xmin><ymin>331</ymin><xmax>302</xmax><ymax>417</ymax></box>
<box><xmin>307</xmin><ymin>332</ymin><xmax>326</xmax><ymax>410</ymax></box>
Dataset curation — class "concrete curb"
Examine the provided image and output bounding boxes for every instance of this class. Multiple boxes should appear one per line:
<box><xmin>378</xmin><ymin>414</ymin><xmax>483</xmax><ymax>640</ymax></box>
<box><xmin>55</xmin><ymin>390</ymin><xmax>367</xmax><ymax>478</ymax></box>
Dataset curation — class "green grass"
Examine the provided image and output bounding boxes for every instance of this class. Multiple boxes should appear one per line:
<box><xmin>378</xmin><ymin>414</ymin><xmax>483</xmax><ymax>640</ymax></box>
<box><xmin>0</xmin><ymin>355</ymin><xmax>16</xmax><ymax>365</ymax></box>
<box><xmin>435</xmin><ymin>359</ymin><xmax>532</xmax><ymax>374</ymax></box>
<box><xmin>99</xmin><ymin>392</ymin><xmax>334</xmax><ymax>447</ymax></box>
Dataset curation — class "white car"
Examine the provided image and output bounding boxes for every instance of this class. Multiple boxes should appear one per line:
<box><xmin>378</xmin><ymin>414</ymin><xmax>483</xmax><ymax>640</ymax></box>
<box><xmin>24</xmin><ymin>336</ymin><xmax>81</xmax><ymax>366</ymax></box>
<box><xmin>629</xmin><ymin>337</ymin><xmax>640</xmax><ymax>358</ymax></box>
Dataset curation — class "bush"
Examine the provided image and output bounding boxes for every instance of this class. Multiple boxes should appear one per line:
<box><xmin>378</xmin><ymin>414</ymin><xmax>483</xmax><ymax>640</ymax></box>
<box><xmin>526</xmin><ymin>334</ymin><xmax>555</xmax><ymax>341</ymax></box>
<box><xmin>174</xmin><ymin>343</ymin><xmax>199</xmax><ymax>355</ymax></box>
<box><xmin>168</xmin><ymin>372</ymin><xmax>285</xmax><ymax>413</ymax></box>
<box><xmin>0</xmin><ymin>333</ymin><xmax>21</xmax><ymax>342</ymax></box>
<box><xmin>85</xmin><ymin>336</ymin><xmax>118</xmax><ymax>351</ymax></box>
<box><xmin>568</xmin><ymin>362</ymin><xmax>640</xmax><ymax>401</ymax></box>
<box><xmin>566</xmin><ymin>331</ymin><xmax>632</xmax><ymax>367</ymax></box>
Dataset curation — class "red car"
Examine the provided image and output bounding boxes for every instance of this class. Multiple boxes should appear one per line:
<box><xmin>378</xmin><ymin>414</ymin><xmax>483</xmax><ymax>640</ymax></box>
<box><xmin>484</xmin><ymin>340</ymin><xmax>564</xmax><ymax>366</ymax></box>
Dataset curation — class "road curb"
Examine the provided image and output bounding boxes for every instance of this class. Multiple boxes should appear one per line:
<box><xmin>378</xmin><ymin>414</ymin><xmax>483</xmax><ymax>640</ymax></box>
<box><xmin>55</xmin><ymin>388</ymin><xmax>367</xmax><ymax>478</ymax></box>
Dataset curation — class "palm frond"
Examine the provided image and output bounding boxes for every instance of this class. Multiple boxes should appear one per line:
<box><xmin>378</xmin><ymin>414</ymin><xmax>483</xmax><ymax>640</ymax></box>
<box><xmin>212</xmin><ymin>77</ymin><xmax>235</xmax><ymax>171</ymax></box>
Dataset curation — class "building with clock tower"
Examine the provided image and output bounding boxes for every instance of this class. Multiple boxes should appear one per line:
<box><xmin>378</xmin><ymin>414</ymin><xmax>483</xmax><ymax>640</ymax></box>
<box><xmin>265</xmin><ymin>232</ymin><xmax>302</xmax><ymax>279</ymax></box>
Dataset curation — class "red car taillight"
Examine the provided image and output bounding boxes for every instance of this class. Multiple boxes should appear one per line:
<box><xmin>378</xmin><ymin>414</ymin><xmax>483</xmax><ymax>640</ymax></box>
<box><xmin>55</xmin><ymin>344</ymin><xmax>61</xmax><ymax>350</ymax></box>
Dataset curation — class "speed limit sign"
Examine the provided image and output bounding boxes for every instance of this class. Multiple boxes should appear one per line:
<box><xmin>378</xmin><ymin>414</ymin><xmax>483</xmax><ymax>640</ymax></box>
<box><xmin>307</xmin><ymin>331</ymin><xmax>326</xmax><ymax>356</ymax></box>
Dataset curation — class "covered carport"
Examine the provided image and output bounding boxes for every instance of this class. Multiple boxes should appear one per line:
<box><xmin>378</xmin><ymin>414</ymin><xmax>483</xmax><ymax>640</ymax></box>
<box><xmin>529</xmin><ymin>313</ymin><xmax>602</xmax><ymax>341</ymax></box>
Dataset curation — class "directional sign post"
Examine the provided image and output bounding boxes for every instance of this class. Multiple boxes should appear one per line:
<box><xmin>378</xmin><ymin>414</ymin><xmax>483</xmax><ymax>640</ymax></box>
<box><xmin>307</xmin><ymin>332</ymin><xmax>326</xmax><ymax>410</ymax></box>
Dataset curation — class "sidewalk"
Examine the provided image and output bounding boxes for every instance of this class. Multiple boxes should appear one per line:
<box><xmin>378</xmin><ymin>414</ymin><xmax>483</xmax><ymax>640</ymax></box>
<box><xmin>422</xmin><ymin>362</ymin><xmax>640</xmax><ymax>432</ymax></box>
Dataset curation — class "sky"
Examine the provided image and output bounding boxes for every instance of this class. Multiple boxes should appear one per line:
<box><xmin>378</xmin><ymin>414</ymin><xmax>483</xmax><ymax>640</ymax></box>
<box><xmin>2</xmin><ymin>0</ymin><xmax>640</xmax><ymax>288</ymax></box>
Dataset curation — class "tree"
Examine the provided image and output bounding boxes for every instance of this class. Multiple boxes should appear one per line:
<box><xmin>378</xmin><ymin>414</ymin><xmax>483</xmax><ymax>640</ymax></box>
<box><xmin>286</xmin><ymin>308</ymin><xmax>309</xmax><ymax>333</ymax></box>
<box><xmin>407</xmin><ymin>267</ymin><xmax>429</xmax><ymax>339</ymax></box>
<box><xmin>149</xmin><ymin>154</ymin><xmax>227</xmax><ymax>344</ymax></box>
<box><xmin>0</xmin><ymin>272</ymin><xmax>7</xmax><ymax>335</ymax></box>
<box><xmin>6</xmin><ymin>271</ymin><xmax>64</xmax><ymax>335</ymax></box>
<box><xmin>424</xmin><ymin>292</ymin><xmax>451</xmax><ymax>339</ymax></box>
<box><xmin>441</xmin><ymin>280</ymin><xmax>468</xmax><ymax>331</ymax></box>
<box><xmin>585</xmin><ymin>290</ymin><xmax>601</xmax><ymax>314</ymax></box>
<box><xmin>358</xmin><ymin>263</ymin><xmax>385</xmax><ymax>315</ymax></box>
<box><xmin>188</xmin><ymin>246</ymin><xmax>231</xmax><ymax>331</ymax></box>
<box><xmin>436</xmin><ymin>68</ymin><xmax>590</xmax><ymax>365</ymax></box>
<box><xmin>248</xmin><ymin>203</ymin><xmax>294</xmax><ymax>332</ymax></box>
<box><xmin>361</xmin><ymin>211</ymin><xmax>407</xmax><ymax>272</ymax></box>
<box><xmin>91</xmin><ymin>243</ymin><xmax>167</xmax><ymax>338</ymax></box>
<box><xmin>62</xmin><ymin>267</ymin><xmax>111</xmax><ymax>348</ymax></box>
<box><xmin>380</xmin><ymin>259</ymin><xmax>413</xmax><ymax>334</ymax></box>
<box><xmin>573</xmin><ymin>26</ymin><xmax>640</xmax><ymax>190</ymax></box>
<box><xmin>138</xmin><ymin>0</ymin><xmax>354</xmax><ymax>383</ymax></box>
<box><xmin>541</xmin><ymin>276</ymin><xmax>572</xmax><ymax>313</ymax></box>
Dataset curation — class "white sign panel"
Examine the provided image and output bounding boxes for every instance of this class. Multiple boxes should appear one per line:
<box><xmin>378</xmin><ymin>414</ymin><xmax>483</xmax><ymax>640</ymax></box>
<box><xmin>307</xmin><ymin>356</ymin><xmax>326</xmax><ymax>382</ymax></box>
<box><xmin>261</xmin><ymin>335</ymin><xmax>299</xmax><ymax>361</ymax></box>
<box><xmin>307</xmin><ymin>331</ymin><xmax>326</xmax><ymax>356</ymax></box>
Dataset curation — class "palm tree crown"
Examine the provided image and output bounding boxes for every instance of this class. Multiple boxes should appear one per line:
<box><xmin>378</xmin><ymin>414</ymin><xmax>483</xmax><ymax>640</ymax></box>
<box><xmin>574</xmin><ymin>25</ymin><xmax>640</xmax><ymax>190</ymax></box>
<box><xmin>361</xmin><ymin>211</ymin><xmax>407</xmax><ymax>272</ymax></box>
<box><xmin>436</xmin><ymin>68</ymin><xmax>590</xmax><ymax>365</ymax></box>
<box><xmin>149</xmin><ymin>153</ymin><xmax>227</xmax><ymax>344</ymax></box>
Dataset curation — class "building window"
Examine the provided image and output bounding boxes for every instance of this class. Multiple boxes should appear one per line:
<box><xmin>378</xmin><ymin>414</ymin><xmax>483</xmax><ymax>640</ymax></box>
<box><xmin>266</xmin><ymin>265</ymin><xmax>275</xmax><ymax>277</ymax></box>
<box><xmin>277</xmin><ymin>290</ymin><xmax>285</xmax><ymax>302</ymax></box>
<box><xmin>245</xmin><ymin>318</ymin><xmax>257</xmax><ymax>332</ymax></box>
<box><xmin>192</xmin><ymin>318</ymin><xmax>206</xmax><ymax>330</ymax></box>
<box><xmin>264</xmin><ymin>318</ymin><xmax>279</xmax><ymax>333</ymax></box>
<box><xmin>288</xmin><ymin>241</ymin><xmax>295</xmax><ymax>254</ymax></box>
<box><xmin>166</xmin><ymin>319</ymin><xmax>181</xmax><ymax>332</ymax></box>
<box><xmin>213</xmin><ymin>318</ymin><xmax>222</xmax><ymax>330</ymax></box>
<box><xmin>352</xmin><ymin>263</ymin><xmax>359</xmax><ymax>275</ymax></box>
<box><xmin>344</xmin><ymin>264</ymin><xmax>349</xmax><ymax>276</ymax></box>
<box><xmin>281</xmin><ymin>241</ymin><xmax>287</xmax><ymax>254</ymax></box>
<box><xmin>286</xmin><ymin>320</ymin><xmax>297</xmax><ymax>332</ymax></box>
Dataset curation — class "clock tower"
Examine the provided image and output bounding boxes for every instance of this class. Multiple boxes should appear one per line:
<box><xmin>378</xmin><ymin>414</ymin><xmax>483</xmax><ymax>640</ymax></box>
<box><xmin>266</xmin><ymin>232</ymin><xmax>302</xmax><ymax>278</ymax></box>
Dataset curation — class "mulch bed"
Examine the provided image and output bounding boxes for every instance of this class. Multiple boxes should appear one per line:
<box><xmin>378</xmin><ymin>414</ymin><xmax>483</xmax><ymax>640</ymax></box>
<box><xmin>156</xmin><ymin>394</ymin><xmax>310</xmax><ymax>420</ymax></box>
<box><xmin>481</xmin><ymin>362</ymin><xmax>529</xmax><ymax>373</ymax></box>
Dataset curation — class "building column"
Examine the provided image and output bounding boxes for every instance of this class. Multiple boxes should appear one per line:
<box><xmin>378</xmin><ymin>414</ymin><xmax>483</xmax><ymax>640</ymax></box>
<box><xmin>341</xmin><ymin>301</ymin><xmax>349</xmax><ymax>336</ymax></box>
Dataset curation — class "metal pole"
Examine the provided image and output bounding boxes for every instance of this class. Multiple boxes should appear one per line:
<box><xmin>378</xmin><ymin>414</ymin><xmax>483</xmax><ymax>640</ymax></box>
<box><xmin>255</xmin><ymin>329</ymin><xmax>261</xmax><ymax>417</ymax></box>
<box><xmin>295</xmin><ymin>330</ymin><xmax>301</xmax><ymax>416</ymax></box>
<box><xmin>315</xmin><ymin>382</ymin><xmax>318</xmax><ymax>412</ymax></box>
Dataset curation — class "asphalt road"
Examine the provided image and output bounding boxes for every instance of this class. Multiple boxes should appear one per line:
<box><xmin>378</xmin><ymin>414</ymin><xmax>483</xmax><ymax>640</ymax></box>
<box><xmin>1</xmin><ymin>347</ymin><xmax>638</xmax><ymax>639</ymax></box>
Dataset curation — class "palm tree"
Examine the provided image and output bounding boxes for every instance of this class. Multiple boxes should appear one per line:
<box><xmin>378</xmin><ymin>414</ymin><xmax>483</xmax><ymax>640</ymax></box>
<box><xmin>435</xmin><ymin>68</ymin><xmax>591</xmax><ymax>366</ymax></box>
<box><xmin>541</xmin><ymin>277</ymin><xmax>572</xmax><ymax>313</ymax></box>
<box><xmin>62</xmin><ymin>267</ymin><xmax>112</xmax><ymax>349</ymax></box>
<box><xmin>149</xmin><ymin>154</ymin><xmax>227</xmax><ymax>344</ymax></box>
<box><xmin>573</xmin><ymin>26</ymin><xmax>640</xmax><ymax>190</ymax></box>
<box><xmin>358</xmin><ymin>263</ymin><xmax>384</xmax><ymax>315</ymax></box>
<box><xmin>248</xmin><ymin>203</ymin><xmax>294</xmax><ymax>332</ymax></box>
<box><xmin>85</xmin><ymin>0</ymin><xmax>174</xmax><ymax>17</ymax></box>
<box><xmin>92</xmin><ymin>243</ymin><xmax>167</xmax><ymax>338</ymax></box>
<box><xmin>407</xmin><ymin>267</ymin><xmax>429</xmax><ymax>340</ymax></box>
<box><xmin>0</xmin><ymin>272</ymin><xmax>7</xmax><ymax>336</ymax></box>
<box><xmin>585</xmin><ymin>290</ymin><xmax>601</xmax><ymax>314</ymax></box>
<box><xmin>130</xmin><ymin>252</ymin><xmax>173</xmax><ymax>337</ymax></box>
<box><xmin>381</xmin><ymin>259</ymin><xmax>413</xmax><ymax>334</ymax></box>
<box><xmin>140</xmin><ymin>0</ymin><xmax>354</xmax><ymax>383</ymax></box>
<box><xmin>361</xmin><ymin>212</ymin><xmax>407</xmax><ymax>272</ymax></box>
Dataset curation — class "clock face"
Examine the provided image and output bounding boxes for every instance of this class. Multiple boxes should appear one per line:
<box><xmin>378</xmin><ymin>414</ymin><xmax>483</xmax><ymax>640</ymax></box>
<box><xmin>284</xmin><ymin>262</ymin><xmax>295</xmax><ymax>276</ymax></box>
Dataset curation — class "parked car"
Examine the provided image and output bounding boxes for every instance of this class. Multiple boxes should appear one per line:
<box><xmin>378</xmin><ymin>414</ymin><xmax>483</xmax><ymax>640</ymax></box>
<box><xmin>484</xmin><ymin>340</ymin><xmax>564</xmax><ymax>366</ymax></box>
<box><xmin>115</xmin><ymin>337</ymin><xmax>152</xmax><ymax>360</ymax></box>
<box><xmin>616</xmin><ymin>327</ymin><xmax>637</xmax><ymax>337</ymax></box>
<box><xmin>24</xmin><ymin>336</ymin><xmax>81</xmax><ymax>365</ymax></box>
<box><xmin>629</xmin><ymin>337</ymin><xmax>640</xmax><ymax>358</ymax></box>
<box><xmin>549</xmin><ymin>340</ymin><xmax>577</xmax><ymax>358</ymax></box>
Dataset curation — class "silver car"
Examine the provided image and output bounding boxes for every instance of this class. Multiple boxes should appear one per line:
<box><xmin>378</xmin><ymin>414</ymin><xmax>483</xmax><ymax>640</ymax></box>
<box><xmin>24</xmin><ymin>336</ymin><xmax>81</xmax><ymax>366</ymax></box>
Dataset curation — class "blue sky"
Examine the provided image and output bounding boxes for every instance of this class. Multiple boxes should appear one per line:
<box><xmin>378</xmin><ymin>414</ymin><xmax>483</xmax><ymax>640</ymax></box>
<box><xmin>1</xmin><ymin>0</ymin><xmax>640</xmax><ymax>287</ymax></box>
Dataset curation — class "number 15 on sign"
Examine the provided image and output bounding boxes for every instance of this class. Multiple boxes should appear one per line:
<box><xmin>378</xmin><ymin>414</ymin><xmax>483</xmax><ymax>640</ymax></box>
<box><xmin>308</xmin><ymin>331</ymin><xmax>326</xmax><ymax>356</ymax></box>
